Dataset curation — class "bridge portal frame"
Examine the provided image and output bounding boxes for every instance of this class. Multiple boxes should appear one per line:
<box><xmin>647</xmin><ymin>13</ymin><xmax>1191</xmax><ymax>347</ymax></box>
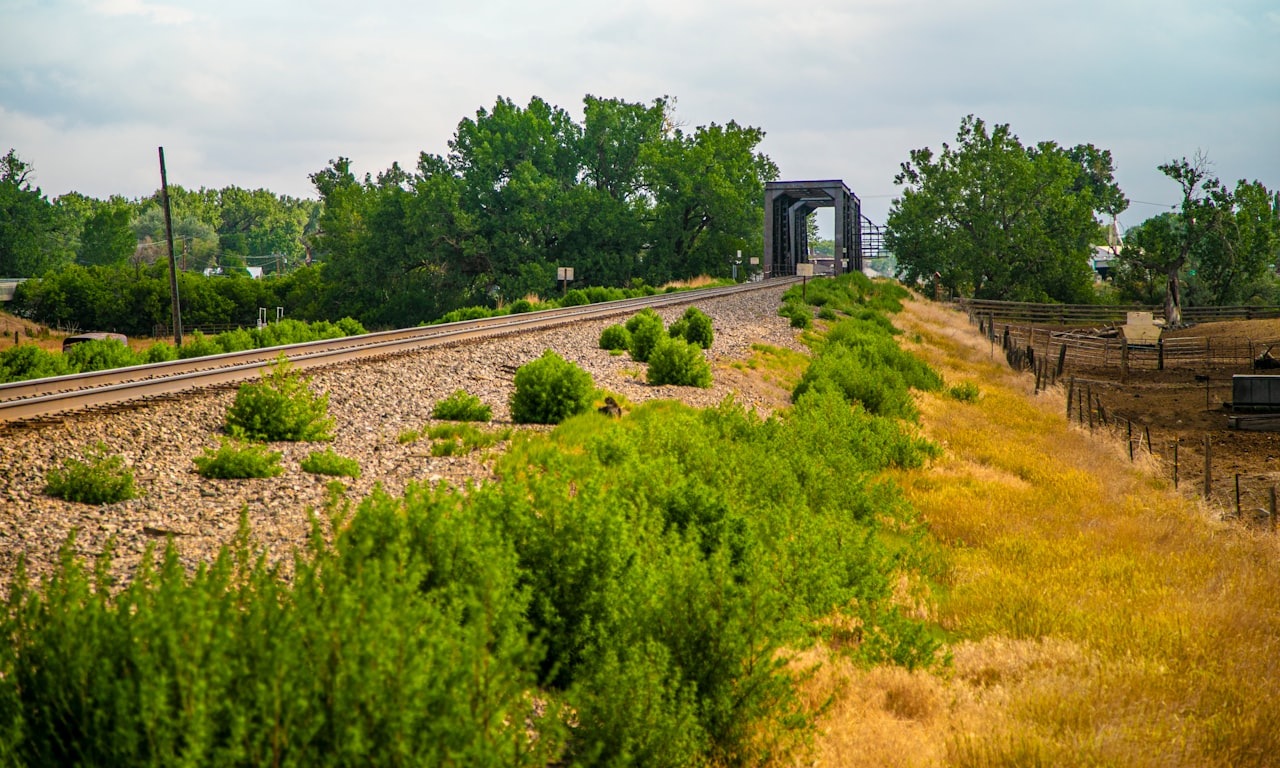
<box><xmin>763</xmin><ymin>180</ymin><xmax>862</xmax><ymax>278</ymax></box>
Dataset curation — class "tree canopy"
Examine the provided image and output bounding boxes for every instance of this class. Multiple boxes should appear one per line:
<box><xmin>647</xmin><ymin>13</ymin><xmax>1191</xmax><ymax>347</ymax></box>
<box><xmin>7</xmin><ymin>95</ymin><xmax>778</xmax><ymax>331</ymax></box>
<box><xmin>885</xmin><ymin>116</ymin><xmax>1126</xmax><ymax>303</ymax></box>
<box><xmin>310</xmin><ymin>94</ymin><xmax>777</xmax><ymax>327</ymax></box>
<box><xmin>1112</xmin><ymin>155</ymin><xmax>1280</xmax><ymax>323</ymax></box>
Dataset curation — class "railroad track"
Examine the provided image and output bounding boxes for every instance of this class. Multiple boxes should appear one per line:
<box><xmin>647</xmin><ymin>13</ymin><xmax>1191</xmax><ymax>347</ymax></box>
<box><xmin>0</xmin><ymin>279</ymin><xmax>798</xmax><ymax>425</ymax></box>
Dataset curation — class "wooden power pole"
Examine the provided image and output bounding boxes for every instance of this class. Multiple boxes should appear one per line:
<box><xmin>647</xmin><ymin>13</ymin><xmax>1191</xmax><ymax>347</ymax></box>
<box><xmin>159</xmin><ymin>147</ymin><xmax>183</xmax><ymax>347</ymax></box>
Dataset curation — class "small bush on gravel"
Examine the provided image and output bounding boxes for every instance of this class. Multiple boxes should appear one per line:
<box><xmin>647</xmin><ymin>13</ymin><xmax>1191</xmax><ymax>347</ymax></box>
<box><xmin>668</xmin><ymin>306</ymin><xmax>714</xmax><ymax>350</ymax></box>
<box><xmin>510</xmin><ymin>350</ymin><xmax>596</xmax><ymax>424</ymax></box>
<box><xmin>44</xmin><ymin>442</ymin><xmax>137</xmax><ymax>504</ymax></box>
<box><xmin>225</xmin><ymin>356</ymin><xmax>334</xmax><ymax>442</ymax></box>
<box><xmin>193</xmin><ymin>439</ymin><xmax>283</xmax><ymax>479</ymax></box>
<box><xmin>625</xmin><ymin>309</ymin><xmax>666</xmax><ymax>362</ymax></box>
<box><xmin>431</xmin><ymin>389</ymin><xmax>492</xmax><ymax>422</ymax></box>
<box><xmin>599</xmin><ymin>324</ymin><xmax>631</xmax><ymax>352</ymax></box>
<box><xmin>818</xmin><ymin>306</ymin><xmax>838</xmax><ymax>322</ymax></box>
<box><xmin>646</xmin><ymin>337</ymin><xmax>713</xmax><ymax>388</ymax></box>
<box><xmin>301</xmin><ymin>448</ymin><xmax>361</xmax><ymax>479</ymax></box>
<box><xmin>778</xmin><ymin>300</ymin><xmax>812</xmax><ymax>329</ymax></box>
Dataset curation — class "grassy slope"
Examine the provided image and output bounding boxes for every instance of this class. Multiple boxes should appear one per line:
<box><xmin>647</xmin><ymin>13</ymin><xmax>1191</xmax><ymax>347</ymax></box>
<box><xmin>794</xmin><ymin>296</ymin><xmax>1280</xmax><ymax>767</ymax></box>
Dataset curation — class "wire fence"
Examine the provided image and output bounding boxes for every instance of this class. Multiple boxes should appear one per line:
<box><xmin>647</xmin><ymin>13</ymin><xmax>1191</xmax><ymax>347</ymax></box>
<box><xmin>1064</xmin><ymin>377</ymin><xmax>1279</xmax><ymax>528</ymax></box>
<box><xmin>961</xmin><ymin>301</ymin><xmax>1280</xmax><ymax>528</ymax></box>
<box><xmin>972</xmin><ymin>315</ymin><xmax>1280</xmax><ymax>376</ymax></box>
<box><xmin>957</xmin><ymin>298</ymin><xmax>1280</xmax><ymax>326</ymax></box>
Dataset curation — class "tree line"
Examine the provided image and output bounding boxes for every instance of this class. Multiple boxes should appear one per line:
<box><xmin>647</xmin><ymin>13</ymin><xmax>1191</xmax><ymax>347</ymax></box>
<box><xmin>886</xmin><ymin>116</ymin><xmax>1280</xmax><ymax>321</ymax></box>
<box><xmin>0</xmin><ymin>149</ymin><xmax>318</xmax><ymax>279</ymax></box>
<box><xmin>310</xmin><ymin>95</ymin><xmax>776</xmax><ymax>327</ymax></box>
<box><xmin>2</xmin><ymin>94</ymin><xmax>777</xmax><ymax>333</ymax></box>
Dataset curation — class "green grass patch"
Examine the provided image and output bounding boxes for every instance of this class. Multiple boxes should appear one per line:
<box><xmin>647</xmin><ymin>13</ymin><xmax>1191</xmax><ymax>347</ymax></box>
<box><xmin>301</xmin><ymin>448</ymin><xmax>361</xmax><ymax>479</ymax></box>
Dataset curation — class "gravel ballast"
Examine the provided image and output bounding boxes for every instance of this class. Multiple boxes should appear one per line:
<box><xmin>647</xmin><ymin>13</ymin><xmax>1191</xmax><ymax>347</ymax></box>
<box><xmin>0</xmin><ymin>284</ymin><xmax>804</xmax><ymax>590</ymax></box>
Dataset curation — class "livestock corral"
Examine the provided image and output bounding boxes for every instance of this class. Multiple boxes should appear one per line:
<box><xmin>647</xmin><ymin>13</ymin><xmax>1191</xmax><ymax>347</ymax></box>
<box><xmin>968</xmin><ymin>305</ymin><xmax>1280</xmax><ymax>521</ymax></box>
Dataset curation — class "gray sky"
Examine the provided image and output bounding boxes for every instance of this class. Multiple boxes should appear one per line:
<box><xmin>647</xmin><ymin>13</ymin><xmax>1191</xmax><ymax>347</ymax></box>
<box><xmin>3</xmin><ymin>0</ymin><xmax>1278</xmax><ymax>233</ymax></box>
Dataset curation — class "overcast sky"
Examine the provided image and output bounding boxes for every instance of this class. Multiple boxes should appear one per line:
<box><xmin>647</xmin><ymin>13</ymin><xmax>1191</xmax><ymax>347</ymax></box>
<box><xmin>3</xmin><ymin>0</ymin><xmax>1278</xmax><ymax>233</ymax></box>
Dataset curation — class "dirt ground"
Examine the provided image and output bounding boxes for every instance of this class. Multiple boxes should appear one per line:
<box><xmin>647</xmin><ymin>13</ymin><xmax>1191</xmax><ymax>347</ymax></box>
<box><xmin>1045</xmin><ymin>318</ymin><xmax>1280</xmax><ymax>517</ymax></box>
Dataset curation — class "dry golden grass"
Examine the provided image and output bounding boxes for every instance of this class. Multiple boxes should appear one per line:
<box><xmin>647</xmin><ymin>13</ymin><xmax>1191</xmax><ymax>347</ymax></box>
<box><xmin>788</xmin><ymin>297</ymin><xmax>1280</xmax><ymax>768</ymax></box>
<box><xmin>660</xmin><ymin>274</ymin><xmax>722</xmax><ymax>289</ymax></box>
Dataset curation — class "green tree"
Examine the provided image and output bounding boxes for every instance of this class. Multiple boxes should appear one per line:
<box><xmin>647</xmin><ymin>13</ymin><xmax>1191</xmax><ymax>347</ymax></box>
<box><xmin>1113</xmin><ymin>154</ymin><xmax>1277</xmax><ymax>322</ymax></box>
<box><xmin>886</xmin><ymin>116</ymin><xmax>1116</xmax><ymax>303</ymax></box>
<box><xmin>0</xmin><ymin>149</ymin><xmax>63</xmax><ymax>276</ymax></box>
<box><xmin>641</xmin><ymin>120</ymin><xmax>778</xmax><ymax>283</ymax></box>
<box><xmin>1190</xmin><ymin>179</ymin><xmax>1280</xmax><ymax>305</ymax></box>
<box><xmin>78</xmin><ymin>199</ymin><xmax>137</xmax><ymax>266</ymax></box>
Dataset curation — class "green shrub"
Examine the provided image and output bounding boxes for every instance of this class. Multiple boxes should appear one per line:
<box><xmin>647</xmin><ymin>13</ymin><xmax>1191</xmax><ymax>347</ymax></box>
<box><xmin>792</xmin><ymin>316</ymin><xmax>943</xmax><ymax>421</ymax></box>
<box><xmin>213</xmin><ymin>327</ymin><xmax>256</xmax><ymax>353</ymax></box>
<box><xmin>177</xmin><ymin>330</ymin><xmax>223</xmax><ymax>359</ymax></box>
<box><xmin>669</xmin><ymin>306</ymin><xmax>714</xmax><ymax>349</ymax></box>
<box><xmin>301</xmin><ymin>448</ymin><xmax>361</xmax><ymax>479</ymax></box>
<box><xmin>431</xmin><ymin>389</ymin><xmax>493</xmax><ymax>422</ymax></box>
<box><xmin>598</xmin><ymin>324</ymin><xmax>631</xmax><ymax>351</ymax></box>
<box><xmin>193</xmin><ymin>438</ymin><xmax>283</xmax><ymax>478</ymax></box>
<box><xmin>139</xmin><ymin>341</ymin><xmax>178</xmax><ymax>363</ymax></box>
<box><xmin>947</xmin><ymin>381</ymin><xmax>980</xmax><ymax>402</ymax></box>
<box><xmin>507</xmin><ymin>299</ymin><xmax>535</xmax><ymax>314</ymax></box>
<box><xmin>64</xmin><ymin>338</ymin><xmax>139</xmax><ymax>373</ymax></box>
<box><xmin>225</xmin><ymin>356</ymin><xmax>335</xmax><ymax>442</ymax></box>
<box><xmin>336</xmin><ymin>317</ymin><xmax>367</xmax><ymax>336</ymax></box>
<box><xmin>584</xmin><ymin>286</ymin><xmax>626</xmax><ymax>303</ymax></box>
<box><xmin>647</xmin><ymin>337</ymin><xmax>713</xmax><ymax>388</ymax></box>
<box><xmin>561</xmin><ymin>289</ymin><xmax>589</xmax><ymax>307</ymax></box>
<box><xmin>0</xmin><ymin>344</ymin><xmax>73</xmax><ymax>383</ymax></box>
<box><xmin>818</xmin><ymin>306</ymin><xmax>838</xmax><ymax>321</ymax></box>
<box><xmin>0</xmin><ymin>486</ymin><xmax>553</xmax><ymax>765</ymax></box>
<box><xmin>43</xmin><ymin>442</ymin><xmax>137</xmax><ymax>504</ymax></box>
<box><xmin>625</xmin><ymin>308</ymin><xmax>666</xmax><ymax>362</ymax></box>
<box><xmin>427</xmin><ymin>423</ymin><xmax>511</xmax><ymax>454</ymax></box>
<box><xmin>510</xmin><ymin>350</ymin><xmax>596</xmax><ymax>424</ymax></box>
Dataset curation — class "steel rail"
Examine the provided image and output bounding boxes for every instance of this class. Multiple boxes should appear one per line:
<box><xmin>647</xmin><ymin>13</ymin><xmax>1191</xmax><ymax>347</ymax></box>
<box><xmin>0</xmin><ymin>278</ymin><xmax>798</xmax><ymax>424</ymax></box>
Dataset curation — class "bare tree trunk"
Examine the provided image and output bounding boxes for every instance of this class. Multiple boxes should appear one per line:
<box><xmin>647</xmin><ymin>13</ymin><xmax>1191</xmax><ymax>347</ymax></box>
<box><xmin>1165</xmin><ymin>267</ymin><xmax>1182</xmax><ymax>327</ymax></box>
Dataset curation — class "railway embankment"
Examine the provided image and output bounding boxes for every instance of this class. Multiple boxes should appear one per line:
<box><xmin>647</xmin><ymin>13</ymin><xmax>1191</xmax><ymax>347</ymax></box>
<box><xmin>0</xmin><ymin>284</ymin><xmax>802</xmax><ymax>589</ymax></box>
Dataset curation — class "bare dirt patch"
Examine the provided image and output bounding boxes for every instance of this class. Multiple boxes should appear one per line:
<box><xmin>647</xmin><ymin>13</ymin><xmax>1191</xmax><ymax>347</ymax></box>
<box><xmin>1016</xmin><ymin>318</ymin><xmax>1280</xmax><ymax>516</ymax></box>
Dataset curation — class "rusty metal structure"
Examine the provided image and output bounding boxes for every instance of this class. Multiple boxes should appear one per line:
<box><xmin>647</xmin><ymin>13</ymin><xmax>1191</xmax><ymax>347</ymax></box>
<box><xmin>763</xmin><ymin>180</ymin><xmax>862</xmax><ymax>277</ymax></box>
<box><xmin>860</xmin><ymin>216</ymin><xmax>885</xmax><ymax>264</ymax></box>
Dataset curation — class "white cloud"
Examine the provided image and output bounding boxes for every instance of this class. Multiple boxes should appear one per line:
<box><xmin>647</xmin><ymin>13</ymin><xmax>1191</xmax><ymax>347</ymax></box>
<box><xmin>0</xmin><ymin>0</ymin><xmax>1274</xmax><ymax>222</ymax></box>
<box><xmin>88</xmin><ymin>0</ymin><xmax>197</xmax><ymax>25</ymax></box>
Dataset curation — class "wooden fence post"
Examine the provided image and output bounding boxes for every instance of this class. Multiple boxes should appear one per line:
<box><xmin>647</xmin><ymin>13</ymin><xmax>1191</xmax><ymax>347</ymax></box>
<box><xmin>1127</xmin><ymin>420</ymin><xmax>1134</xmax><ymax>461</ymax></box>
<box><xmin>1173</xmin><ymin>440</ymin><xmax>1179</xmax><ymax>489</ymax></box>
<box><xmin>1057</xmin><ymin>343</ymin><xmax>1067</xmax><ymax>377</ymax></box>
<box><xmin>1157</xmin><ymin>338</ymin><xmax>1164</xmax><ymax>371</ymax></box>
<box><xmin>1121</xmin><ymin>338</ymin><xmax>1129</xmax><ymax>382</ymax></box>
<box><xmin>1066</xmin><ymin>377</ymin><xmax>1075</xmax><ymax>419</ymax></box>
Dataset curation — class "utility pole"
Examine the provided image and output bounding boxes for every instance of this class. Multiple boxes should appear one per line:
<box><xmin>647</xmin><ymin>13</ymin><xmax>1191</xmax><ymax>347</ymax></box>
<box><xmin>159</xmin><ymin>147</ymin><xmax>183</xmax><ymax>346</ymax></box>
